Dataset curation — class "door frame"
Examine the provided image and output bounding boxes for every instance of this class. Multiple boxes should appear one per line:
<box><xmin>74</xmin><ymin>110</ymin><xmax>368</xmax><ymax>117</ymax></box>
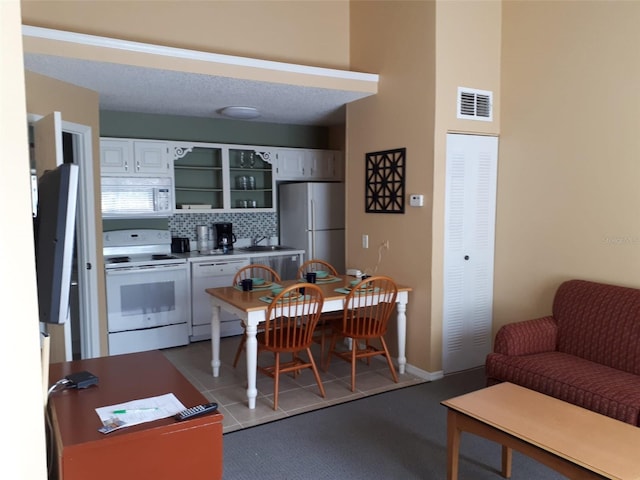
<box><xmin>29</xmin><ymin>112</ymin><xmax>100</xmax><ymax>359</ymax></box>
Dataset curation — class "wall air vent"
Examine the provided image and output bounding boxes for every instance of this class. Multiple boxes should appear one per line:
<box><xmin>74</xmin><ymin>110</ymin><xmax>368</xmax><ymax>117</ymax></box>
<box><xmin>457</xmin><ymin>87</ymin><xmax>493</xmax><ymax>122</ymax></box>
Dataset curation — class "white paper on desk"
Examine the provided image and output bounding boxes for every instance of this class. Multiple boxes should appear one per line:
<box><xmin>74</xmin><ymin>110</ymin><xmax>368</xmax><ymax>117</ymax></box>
<box><xmin>95</xmin><ymin>392</ymin><xmax>187</xmax><ymax>430</ymax></box>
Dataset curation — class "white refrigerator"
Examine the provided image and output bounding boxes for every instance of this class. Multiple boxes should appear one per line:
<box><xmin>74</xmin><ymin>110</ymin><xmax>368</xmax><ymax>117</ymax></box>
<box><xmin>279</xmin><ymin>182</ymin><xmax>345</xmax><ymax>273</ymax></box>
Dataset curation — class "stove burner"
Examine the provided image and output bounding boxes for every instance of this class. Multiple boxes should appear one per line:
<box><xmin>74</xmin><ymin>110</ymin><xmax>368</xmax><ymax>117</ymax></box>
<box><xmin>108</xmin><ymin>256</ymin><xmax>130</xmax><ymax>264</ymax></box>
<box><xmin>152</xmin><ymin>254</ymin><xmax>177</xmax><ymax>260</ymax></box>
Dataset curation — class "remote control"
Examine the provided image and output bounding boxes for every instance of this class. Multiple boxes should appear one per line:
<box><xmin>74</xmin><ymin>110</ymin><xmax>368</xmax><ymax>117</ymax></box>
<box><xmin>174</xmin><ymin>402</ymin><xmax>218</xmax><ymax>421</ymax></box>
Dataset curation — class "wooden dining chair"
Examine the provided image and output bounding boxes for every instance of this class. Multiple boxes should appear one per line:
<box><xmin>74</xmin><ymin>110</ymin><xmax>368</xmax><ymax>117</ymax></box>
<box><xmin>231</xmin><ymin>264</ymin><xmax>281</xmax><ymax>368</ymax></box>
<box><xmin>296</xmin><ymin>259</ymin><xmax>339</xmax><ymax>280</ymax></box>
<box><xmin>257</xmin><ymin>283</ymin><xmax>326</xmax><ymax>410</ymax></box>
<box><xmin>296</xmin><ymin>259</ymin><xmax>342</xmax><ymax>363</ymax></box>
<box><xmin>233</xmin><ymin>263</ymin><xmax>281</xmax><ymax>286</ymax></box>
<box><xmin>324</xmin><ymin>275</ymin><xmax>399</xmax><ymax>392</ymax></box>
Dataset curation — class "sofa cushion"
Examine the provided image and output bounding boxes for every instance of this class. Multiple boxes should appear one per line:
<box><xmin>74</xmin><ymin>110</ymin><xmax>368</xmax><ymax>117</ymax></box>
<box><xmin>486</xmin><ymin>350</ymin><xmax>640</xmax><ymax>425</ymax></box>
<box><xmin>553</xmin><ymin>280</ymin><xmax>640</xmax><ymax>375</ymax></box>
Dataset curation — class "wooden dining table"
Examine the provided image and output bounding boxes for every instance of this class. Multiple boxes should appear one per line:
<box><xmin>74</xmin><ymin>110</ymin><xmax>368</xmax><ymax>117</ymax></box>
<box><xmin>206</xmin><ymin>275</ymin><xmax>412</xmax><ymax>409</ymax></box>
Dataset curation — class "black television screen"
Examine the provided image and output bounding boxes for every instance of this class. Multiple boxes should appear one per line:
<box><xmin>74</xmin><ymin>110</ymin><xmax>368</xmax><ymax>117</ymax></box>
<box><xmin>33</xmin><ymin>163</ymin><xmax>79</xmax><ymax>325</ymax></box>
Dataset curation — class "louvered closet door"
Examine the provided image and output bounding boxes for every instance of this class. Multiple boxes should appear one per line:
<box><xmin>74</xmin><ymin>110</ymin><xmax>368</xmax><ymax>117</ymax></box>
<box><xmin>442</xmin><ymin>134</ymin><xmax>498</xmax><ymax>373</ymax></box>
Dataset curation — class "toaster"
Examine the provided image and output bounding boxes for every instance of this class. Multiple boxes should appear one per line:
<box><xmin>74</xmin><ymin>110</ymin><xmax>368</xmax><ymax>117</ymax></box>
<box><xmin>171</xmin><ymin>237</ymin><xmax>190</xmax><ymax>253</ymax></box>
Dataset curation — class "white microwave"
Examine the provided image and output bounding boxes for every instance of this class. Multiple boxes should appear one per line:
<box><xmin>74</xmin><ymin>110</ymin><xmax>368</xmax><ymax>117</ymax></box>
<box><xmin>101</xmin><ymin>176</ymin><xmax>173</xmax><ymax>218</ymax></box>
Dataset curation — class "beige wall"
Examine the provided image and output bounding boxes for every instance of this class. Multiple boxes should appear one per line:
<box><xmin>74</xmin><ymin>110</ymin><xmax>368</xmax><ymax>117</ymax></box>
<box><xmin>25</xmin><ymin>71</ymin><xmax>108</xmax><ymax>361</ymax></box>
<box><xmin>348</xmin><ymin>1</ymin><xmax>501</xmax><ymax>374</ymax></box>
<box><xmin>21</xmin><ymin>0</ymin><xmax>350</xmax><ymax>69</ymax></box>
<box><xmin>1</xmin><ymin>1</ymin><xmax>48</xmax><ymax>476</ymax></box>
<box><xmin>349</xmin><ymin>1</ymin><xmax>437</xmax><ymax>372</ymax></box>
<box><xmin>494</xmin><ymin>1</ymin><xmax>640</xmax><ymax>330</ymax></box>
<box><xmin>431</xmin><ymin>1</ymin><xmax>501</xmax><ymax>371</ymax></box>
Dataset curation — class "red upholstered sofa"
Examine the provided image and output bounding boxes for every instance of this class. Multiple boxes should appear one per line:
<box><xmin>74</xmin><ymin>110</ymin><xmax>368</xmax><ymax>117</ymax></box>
<box><xmin>485</xmin><ymin>279</ymin><xmax>640</xmax><ymax>426</ymax></box>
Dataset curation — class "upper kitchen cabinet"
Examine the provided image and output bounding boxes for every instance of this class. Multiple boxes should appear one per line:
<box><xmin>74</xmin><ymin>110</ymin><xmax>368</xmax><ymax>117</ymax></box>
<box><xmin>274</xmin><ymin>148</ymin><xmax>344</xmax><ymax>181</ymax></box>
<box><xmin>228</xmin><ymin>147</ymin><xmax>275</xmax><ymax>210</ymax></box>
<box><xmin>100</xmin><ymin>138</ymin><xmax>172</xmax><ymax>176</ymax></box>
<box><xmin>313</xmin><ymin>150</ymin><xmax>344</xmax><ymax>181</ymax></box>
<box><xmin>171</xmin><ymin>142</ymin><xmax>276</xmax><ymax>212</ymax></box>
<box><xmin>174</xmin><ymin>145</ymin><xmax>224</xmax><ymax>210</ymax></box>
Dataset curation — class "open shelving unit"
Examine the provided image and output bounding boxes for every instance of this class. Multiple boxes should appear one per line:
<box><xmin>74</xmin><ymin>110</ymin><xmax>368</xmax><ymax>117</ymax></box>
<box><xmin>172</xmin><ymin>143</ymin><xmax>275</xmax><ymax>213</ymax></box>
<box><xmin>174</xmin><ymin>146</ymin><xmax>224</xmax><ymax>210</ymax></box>
<box><xmin>228</xmin><ymin>148</ymin><xmax>274</xmax><ymax>210</ymax></box>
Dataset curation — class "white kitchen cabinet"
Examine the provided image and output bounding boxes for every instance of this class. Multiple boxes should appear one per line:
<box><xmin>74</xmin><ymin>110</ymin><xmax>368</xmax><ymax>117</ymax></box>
<box><xmin>275</xmin><ymin>148</ymin><xmax>343</xmax><ymax>181</ymax></box>
<box><xmin>100</xmin><ymin>138</ymin><xmax>171</xmax><ymax>176</ymax></box>
<box><xmin>309</xmin><ymin>150</ymin><xmax>344</xmax><ymax>181</ymax></box>
<box><xmin>274</xmin><ymin>148</ymin><xmax>307</xmax><ymax>179</ymax></box>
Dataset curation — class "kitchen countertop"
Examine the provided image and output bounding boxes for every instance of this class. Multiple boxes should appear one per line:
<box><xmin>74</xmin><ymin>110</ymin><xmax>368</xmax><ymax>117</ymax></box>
<box><xmin>175</xmin><ymin>247</ymin><xmax>305</xmax><ymax>262</ymax></box>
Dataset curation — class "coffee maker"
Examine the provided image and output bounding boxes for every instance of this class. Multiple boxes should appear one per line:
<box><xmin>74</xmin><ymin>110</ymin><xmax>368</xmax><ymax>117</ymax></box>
<box><xmin>213</xmin><ymin>222</ymin><xmax>236</xmax><ymax>251</ymax></box>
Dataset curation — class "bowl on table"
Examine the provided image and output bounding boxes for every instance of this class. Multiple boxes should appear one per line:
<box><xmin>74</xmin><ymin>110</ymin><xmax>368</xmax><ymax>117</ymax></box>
<box><xmin>348</xmin><ymin>279</ymin><xmax>374</xmax><ymax>292</ymax></box>
<box><xmin>251</xmin><ymin>278</ymin><xmax>266</xmax><ymax>286</ymax></box>
<box><xmin>314</xmin><ymin>270</ymin><xmax>330</xmax><ymax>279</ymax></box>
<box><xmin>271</xmin><ymin>287</ymin><xmax>284</xmax><ymax>296</ymax></box>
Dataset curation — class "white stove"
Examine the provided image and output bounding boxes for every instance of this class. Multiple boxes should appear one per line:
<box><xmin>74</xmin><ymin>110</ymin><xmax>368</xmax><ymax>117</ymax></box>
<box><xmin>103</xmin><ymin>229</ymin><xmax>190</xmax><ymax>355</ymax></box>
<box><xmin>104</xmin><ymin>229</ymin><xmax>187</xmax><ymax>270</ymax></box>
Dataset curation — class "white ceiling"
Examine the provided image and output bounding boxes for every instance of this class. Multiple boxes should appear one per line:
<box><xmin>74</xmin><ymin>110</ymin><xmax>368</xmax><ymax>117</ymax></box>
<box><xmin>23</xmin><ymin>52</ymin><xmax>375</xmax><ymax>127</ymax></box>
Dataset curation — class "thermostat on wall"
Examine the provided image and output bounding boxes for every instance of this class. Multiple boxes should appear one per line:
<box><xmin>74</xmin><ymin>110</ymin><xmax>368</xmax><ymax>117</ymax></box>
<box><xmin>409</xmin><ymin>194</ymin><xmax>424</xmax><ymax>207</ymax></box>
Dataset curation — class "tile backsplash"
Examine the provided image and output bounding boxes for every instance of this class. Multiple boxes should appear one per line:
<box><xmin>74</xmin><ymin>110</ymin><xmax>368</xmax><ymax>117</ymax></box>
<box><xmin>169</xmin><ymin>212</ymin><xmax>278</xmax><ymax>242</ymax></box>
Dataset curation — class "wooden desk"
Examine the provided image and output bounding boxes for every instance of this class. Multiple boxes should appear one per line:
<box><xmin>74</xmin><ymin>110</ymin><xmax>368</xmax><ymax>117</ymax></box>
<box><xmin>48</xmin><ymin>350</ymin><xmax>223</xmax><ymax>480</ymax></box>
<box><xmin>442</xmin><ymin>382</ymin><xmax>640</xmax><ymax>480</ymax></box>
<box><xmin>206</xmin><ymin>275</ymin><xmax>411</xmax><ymax>409</ymax></box>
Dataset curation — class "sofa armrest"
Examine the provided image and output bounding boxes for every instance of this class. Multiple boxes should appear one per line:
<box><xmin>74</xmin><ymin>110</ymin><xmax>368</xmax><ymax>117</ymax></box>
<box><xmin>493</xmin><ymin>316</ymin><xmax>558</xmax><ymax>356</ymax></box>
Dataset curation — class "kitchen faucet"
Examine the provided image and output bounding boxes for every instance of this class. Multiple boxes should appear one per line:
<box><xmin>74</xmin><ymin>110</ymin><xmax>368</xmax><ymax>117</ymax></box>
<box><xmin>252</xmin><ymin>235</ymin><xmax>267</xmax><ymax>246</ymax></box>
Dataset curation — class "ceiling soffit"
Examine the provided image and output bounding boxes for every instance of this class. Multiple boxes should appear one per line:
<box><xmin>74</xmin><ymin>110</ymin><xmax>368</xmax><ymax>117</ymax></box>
<box><xmin>22</xmin><ymin>26</ymin><xmax>379</xmax><ymax>126</ymax></box>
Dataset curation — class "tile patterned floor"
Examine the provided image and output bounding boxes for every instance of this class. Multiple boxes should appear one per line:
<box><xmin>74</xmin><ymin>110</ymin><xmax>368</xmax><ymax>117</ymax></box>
<box><xmin>162</xmin><ymin>336</ymin><xmax>426</xmax><ymax>433</ymax></box>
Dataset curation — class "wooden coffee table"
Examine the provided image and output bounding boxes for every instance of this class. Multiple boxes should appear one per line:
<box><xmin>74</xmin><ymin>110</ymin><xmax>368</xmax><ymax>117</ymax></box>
<box><xmin>442</xmin><ymin>382</ymin><xmax>640</xmax><ymax>480</ymax></box>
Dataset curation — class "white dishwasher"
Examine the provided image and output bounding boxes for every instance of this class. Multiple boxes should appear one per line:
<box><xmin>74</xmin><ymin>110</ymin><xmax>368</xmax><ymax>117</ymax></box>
<box><xmin>190</xmin><ymin>257</ymin><xmax>249</xmax><ymax>341</ymax></box>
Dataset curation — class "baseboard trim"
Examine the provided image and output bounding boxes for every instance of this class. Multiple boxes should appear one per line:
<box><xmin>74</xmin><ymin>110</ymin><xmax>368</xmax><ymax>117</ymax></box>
<box><xmin>369</xmin><ymin>355</ymin><xmax>444</xmax><ymax>382</ymax></box>
<box><xmin>404</xmin><ymin>363</ymin><xmax>443</xmax><ymax>381</ymax></box>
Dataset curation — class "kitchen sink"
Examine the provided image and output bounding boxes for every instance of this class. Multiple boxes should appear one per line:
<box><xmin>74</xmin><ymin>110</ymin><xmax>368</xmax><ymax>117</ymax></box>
<box><xmin>238</xmin><ymin>245</ymin><xmax>294</xmax><ymax>253</ymax></box>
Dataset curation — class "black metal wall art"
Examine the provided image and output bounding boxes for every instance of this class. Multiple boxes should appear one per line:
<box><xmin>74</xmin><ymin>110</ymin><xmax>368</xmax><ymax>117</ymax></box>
<box><xmin>365</xmin><ymin>147</ymin><xmax>406</xmax><ymax>214</ymax></box>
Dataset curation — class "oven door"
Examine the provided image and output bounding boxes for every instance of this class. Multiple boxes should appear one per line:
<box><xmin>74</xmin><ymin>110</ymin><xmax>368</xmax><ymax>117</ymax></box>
<box><xmin>105</xmin><ymin>263</ymin><xmax>189</xmax><ymax>333</ymax></box>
